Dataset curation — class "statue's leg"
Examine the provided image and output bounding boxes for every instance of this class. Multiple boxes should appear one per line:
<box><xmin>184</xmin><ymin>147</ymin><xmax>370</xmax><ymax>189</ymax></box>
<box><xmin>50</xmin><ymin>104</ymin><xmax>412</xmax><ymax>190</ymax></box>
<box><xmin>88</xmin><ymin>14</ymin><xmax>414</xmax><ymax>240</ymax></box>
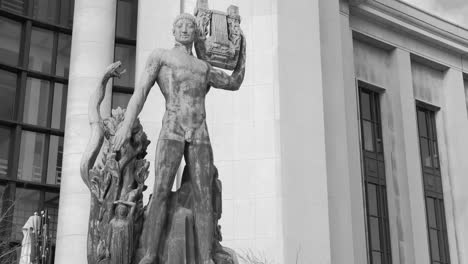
<box><xmin>185</xmin><ymin>142</ymin><xmax>215</xmax><ymax>264</ymax></box>
<box><xmin>138</xmin><ymin>139</ymin><xmax>185</xmax><ymax>264</ymax></box>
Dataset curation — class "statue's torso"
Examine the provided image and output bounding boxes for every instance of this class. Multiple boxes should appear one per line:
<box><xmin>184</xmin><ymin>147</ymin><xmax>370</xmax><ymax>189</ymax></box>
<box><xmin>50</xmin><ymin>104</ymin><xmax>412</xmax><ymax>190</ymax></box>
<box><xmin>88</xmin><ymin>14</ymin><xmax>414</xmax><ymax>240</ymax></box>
<box><xmin>155</xmin><ymin>49</ymin><xmax>211</xmax><ymax>143</ymax></box>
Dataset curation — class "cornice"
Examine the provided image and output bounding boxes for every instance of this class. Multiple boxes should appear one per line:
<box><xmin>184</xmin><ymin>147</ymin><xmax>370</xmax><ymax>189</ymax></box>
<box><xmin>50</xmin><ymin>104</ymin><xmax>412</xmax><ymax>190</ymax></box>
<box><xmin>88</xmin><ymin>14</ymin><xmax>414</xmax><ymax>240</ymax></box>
<box><xmin>350</xmin><ymin>0</ymin><xmax>468</xmax><ymax>55</ymax></box>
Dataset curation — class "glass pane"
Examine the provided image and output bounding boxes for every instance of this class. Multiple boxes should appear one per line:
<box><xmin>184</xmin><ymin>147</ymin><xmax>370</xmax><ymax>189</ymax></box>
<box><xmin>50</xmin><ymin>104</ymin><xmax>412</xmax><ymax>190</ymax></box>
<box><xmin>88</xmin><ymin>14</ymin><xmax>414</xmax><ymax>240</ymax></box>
<box><xmin>430</xmin><ymin>229</ymin><xmax>440</xmax><ymax>261</ymax></box>
<box><xmin>32</xmin><ymin>0</ymin><xmax>58</xmax><ymax>24</ymax></box>
<box><xmin>367</xmin><ymin>183</ymin><xmax>378</xmax><ymax>216</ymax></box>
<box><xmin>44</xmin><ymin>191</ymin><xmax>59</xmax><ymax>207</ymax></box>
<box><xmin>372</xmin><ymin>252</ymin><xmax>382</xmax><ymax>264</ymax></box>
<box><xmin>432</xmin><ymin>141</ymin><xmax>439</xmax><ymax>169</ymax></box>
<box><xmin>55</xmin><ymin>33</ymin><xmax>71</xmax><ymax>77</ymax></box>
<box><xmin>378</xmin><ymin>161</ymin><xmax>385</xmax><ymax>180</ymax></box>
<box><xmin>44</xmin><ymin>192</ymin><xmax>59</xmax><ymax>240</ymax></box>
<box><xmin>0</xmin><ymin>0</ymin><xmax>26</xmax><ymax>15</ymax></box>
<box><xmin>426</xmin><ymin>197</ymin><xmax>437</xmax><ymax>228</ymax></box>
<box><xmin>29</xmin><ymin>27</ymin><xmax>54</xmax><ymax>73</ymax></box>
<box><xmin>23</xmin><ymin>78</ymin><xmax>50</xmax><ymax>126</ymax></box>
<box><xmin>417</xmin><ymin>110</ymin><xmax>427</xmax><ymax>137</ymax></box>
<box><xmin>428</xmin><ymin>112</ymin><xmax>436</xmax><ymax>140</ymax></box>
<box><xmin>12</xmin><ymin>188</ymin><xmax>41</xmax><ymax>241</ymax></box>
<box><xmin>370</xmin><ymin>217</ymin><xmax>381</xmax><ymax>250</ymax></box>
<box><xmin>363</xmin><ymin>120</ymin><xmax>374</xmax><ymax>151</ymax></box>
<box><xmin>47</xmin><ymin>136</ymin><xmax>63</xmax><ymax>185</ymax></box>
<box><xmin>376</xmin><ymin>125</ymin><xmax>383</xmax><ymax>153</ymax></box>
<box><xmin>360</xmin><ymin>91</ymin><xmax>371</xmax><ymax>120</ymax></box>
<box><xmin>114</xmin><ymin>44</ymin><xmax>136</xmax><ymax>87</ymax></box>
<box><xmin>51</xmin><ymin>83</ymin><xmax>67</xmax><ymax>129</ymax></box>
<box><xmin>116</xmin><ymin>0</ymin><xmax>138</xmax><ymax>39</ymax></box>
<box><xmin>18</xmin><ymin>131</ymin><xmax>46</xmax><ymax>183</ymax></box>
<box><xmin>59</xmin><ymin>0</ymin><xmax>75</xmax><ymax>28</ymax></box>
<box><xmin>0</xmin><ymin>127</ymin><xmax>11</xmax><ymax>177</ymax></box>
<box><xmin>420</xmin><ymin>138</ymin><xmax>432</xmax><ymax>167</ymax></box>
<box><xmin>0</xmin><ymin>69</ymin><xmax>17</xmax><ymax>120</ymax></box>
<box><xmin>0</xmin><ymin>17</ymin><xmax>22</xmax><ymax>65</ymax></box>
<box><xmin>112</xmin><ymin>92</ymin><xmax>131</xmax><ymax>109</ymax></box>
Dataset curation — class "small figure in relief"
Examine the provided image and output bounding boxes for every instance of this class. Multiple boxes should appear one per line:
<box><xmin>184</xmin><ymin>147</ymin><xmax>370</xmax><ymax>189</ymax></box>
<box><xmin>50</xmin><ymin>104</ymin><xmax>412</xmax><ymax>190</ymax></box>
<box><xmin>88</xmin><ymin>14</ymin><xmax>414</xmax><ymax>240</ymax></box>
<box><xmin>107</xmin><ymin>200</ymin><xmax>136</xmax><ymax>264</ymax></box>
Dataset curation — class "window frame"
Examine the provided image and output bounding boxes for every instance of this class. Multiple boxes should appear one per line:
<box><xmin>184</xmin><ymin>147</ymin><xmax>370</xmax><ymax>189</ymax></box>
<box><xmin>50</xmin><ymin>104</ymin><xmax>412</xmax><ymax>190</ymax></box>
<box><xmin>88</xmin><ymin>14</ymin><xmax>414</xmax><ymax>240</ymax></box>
<box><xmin>358</xmin><ymin>86</ymin><xmax>393</xmax><ymax>264</ymax></box>
<box><xmin>415</xmin><ymin>103</ymin><xmax>451</xmax><ymax>264</ymax></box>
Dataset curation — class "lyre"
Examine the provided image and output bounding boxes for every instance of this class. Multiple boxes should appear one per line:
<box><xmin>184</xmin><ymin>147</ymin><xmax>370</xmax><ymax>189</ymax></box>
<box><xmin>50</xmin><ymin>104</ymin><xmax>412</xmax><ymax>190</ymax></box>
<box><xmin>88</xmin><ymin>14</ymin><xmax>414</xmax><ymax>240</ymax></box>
<box><xmin>194</xmin><ymin>0</ymin><xmax>242</xmax><ymax>70</ymax></box>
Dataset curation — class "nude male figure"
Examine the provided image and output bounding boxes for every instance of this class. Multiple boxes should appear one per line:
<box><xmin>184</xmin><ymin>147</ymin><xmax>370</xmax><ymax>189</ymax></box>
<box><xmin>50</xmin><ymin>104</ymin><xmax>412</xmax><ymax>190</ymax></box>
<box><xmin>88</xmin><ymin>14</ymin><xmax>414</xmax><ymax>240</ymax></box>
<box><xmin>112</xmin><ymin>13</ymin><xmax>246</xmax><ymax>264</ymax></box>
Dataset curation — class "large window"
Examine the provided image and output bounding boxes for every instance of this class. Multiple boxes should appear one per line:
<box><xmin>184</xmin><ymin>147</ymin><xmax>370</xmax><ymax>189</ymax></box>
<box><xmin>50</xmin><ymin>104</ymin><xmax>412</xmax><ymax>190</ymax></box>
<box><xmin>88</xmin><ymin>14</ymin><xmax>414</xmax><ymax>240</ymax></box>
<box><xmin>0</xmin><ymin>0</ymin><xmax>73</xmax><ymax>262</ymax></box>
<box><xmin>358</xmin><ymin>88</ymin><xmax>392</xmax><ymax>264</ymax></box>
<box><xmin>112</xmin><ymin>0</ymin><xmax>138</xmax><ymax>109</ymax></box>
<box><xmin>416</xmin><ymin>106</ymin><xmax>450</xmax><ymax>264</ymax></box>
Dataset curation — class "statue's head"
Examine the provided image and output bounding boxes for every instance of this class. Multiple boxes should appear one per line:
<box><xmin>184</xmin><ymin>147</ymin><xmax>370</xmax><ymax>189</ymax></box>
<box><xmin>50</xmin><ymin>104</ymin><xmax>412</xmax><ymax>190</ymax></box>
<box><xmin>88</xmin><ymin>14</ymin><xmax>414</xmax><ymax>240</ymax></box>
<box><xmin>172</xmin><ymin>13</ymin><xmax>197</xmax><ymax>45</ymax></box>
<box><xmin>115</xmin><ymin>204</ymin><xmax>129</xmax><ymax>218</ymax></box>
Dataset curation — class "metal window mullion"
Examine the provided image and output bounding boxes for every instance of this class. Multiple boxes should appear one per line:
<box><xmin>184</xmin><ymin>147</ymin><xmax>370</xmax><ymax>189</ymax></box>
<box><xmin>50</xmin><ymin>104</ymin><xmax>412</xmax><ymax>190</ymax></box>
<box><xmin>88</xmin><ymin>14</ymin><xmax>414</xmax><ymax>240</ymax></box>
<box><xmin>0</xmin><ymin>177</ymin><xmax>60</xmax><ymax>192</ymax></box>
<box><xmin>14</xmin><ymin>71</ymin><xmax>26</xmax><ymax>182</ymax></box>
<box><xmin>435</xmin><ymin>200</ymin><xmax>446</xmax><ymax>263</ymax></box>
<box><xmin>6</xmin><ymin>124</ymin><xmax>21</xmax><ymax>181</ymax></box>
<box><xmin>41</xmin><ymin>134</ymin><xmax>51</xmax><ymax>185</ymax></box>
<box><xmin>46</xmin><ymin>29</ymin><xmax>59</xmax><ymax>134</ymax></box>
<box><xmin>426</xmin><ymin>197</ymin><xmax>435</xmax><ymax>263</ymax></box>
<box><xmin>39</xmin><ymin>190</ymin><xmax>45</xmax><ymax>215</ymax></box>
<box><xmin>369</xmin><ymin>92</ymin><xmax>377</xmax><ymax>154</ymax></box>
<box><xmin>438</xmin><ymin>199</ymin><xmax>450</xmax><ymax>263</ymax></box>
<box><xmin>18</xmin><ymin>18</ymin><xmax>31</xmax><ymax>123</ymax></box>
<box><xmin>50</xmin><ymin>31</ymin><xmax>59</xmax><ymax>80</ymax></box>
<box><xmin>19</xmin><ymin>19</ymin><xmax>31</xmax><ymax>69</ymax></box>
<box><xmin>55</xmin><ymin>0</ymin><xmax>62</xmax><ymax>25</ymax></box>
<box><xmin>61</xmin><ymin>84</ymin><xmax>68</xmax><ymax>131</ymax></box>
<box><xmin>376</xmin><ymin>184</ymin><xmax>386</xmax><ymax>263</ymax></box>
<box><xmin>45</xmin><ymin>80</ymin><xmax>55</xmax><ymax>131</ymax></box>
<box><xmin>113</xmin><ymin>85</ymin><xmax>134</xmax><ymax>94</ymax></box>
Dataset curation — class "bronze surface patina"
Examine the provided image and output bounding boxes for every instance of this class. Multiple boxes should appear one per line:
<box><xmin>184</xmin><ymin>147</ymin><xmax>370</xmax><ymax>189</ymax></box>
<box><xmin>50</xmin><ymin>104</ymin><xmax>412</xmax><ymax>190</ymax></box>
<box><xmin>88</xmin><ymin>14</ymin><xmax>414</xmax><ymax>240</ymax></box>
<box><xmin>81</xmin><ymin>7</ymin><xmax>246</xmax><ymax>264</ymax></box>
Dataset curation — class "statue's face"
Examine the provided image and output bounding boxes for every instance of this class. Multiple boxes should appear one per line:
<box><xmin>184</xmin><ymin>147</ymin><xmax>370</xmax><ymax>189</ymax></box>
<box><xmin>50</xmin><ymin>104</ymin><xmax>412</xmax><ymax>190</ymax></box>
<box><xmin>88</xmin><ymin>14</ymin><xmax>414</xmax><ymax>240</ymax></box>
<box><xmin>116</xmin><ymin>204</ymin><xmax>128</xmax><ymax>218</ymax></box>
<box><xmin>173</xmin><ymin>18</ymin><xmax>196</xmax><ymax>45</ymax></box>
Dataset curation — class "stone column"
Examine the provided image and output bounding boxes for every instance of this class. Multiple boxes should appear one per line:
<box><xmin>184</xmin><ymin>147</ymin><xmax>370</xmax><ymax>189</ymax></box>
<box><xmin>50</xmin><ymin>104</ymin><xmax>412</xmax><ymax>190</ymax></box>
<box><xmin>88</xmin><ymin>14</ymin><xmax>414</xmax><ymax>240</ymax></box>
<box><xmin>320</xmin><ymin>1</ymin><xmax>367</xmax><ymax>263</ymax></box>
<box><xmin>388</xmin><ymin>49</ymin><xmax>431</xmax><ymax>264</ymax></box>
<box><xmin>440</xmin><ymin>69</ymin><xmax>468</xmax><ymax>264</ymax></box>
<box><xmin>382</xmin><ymin>49</ymin><xmax>422</xmax><ymax>264</ymax></box>
<box><xmin>54</xmin><ymin>0</ymin><xmax>116</xmax><ymax>263</ymax></box>
<box><xmin>278</xmin><ymin>0</ymin><xmax>331</xmax><ymax>262</ymax></box>
<box><xmin>135</xmin><ymin>0</ymin><xmax>181</xmax><ymax>198</ymax></box>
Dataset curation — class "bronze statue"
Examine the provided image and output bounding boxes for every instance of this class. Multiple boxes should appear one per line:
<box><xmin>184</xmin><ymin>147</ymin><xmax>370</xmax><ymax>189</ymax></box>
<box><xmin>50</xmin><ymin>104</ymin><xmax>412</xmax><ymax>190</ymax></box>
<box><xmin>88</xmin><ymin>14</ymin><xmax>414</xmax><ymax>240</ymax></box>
<box><xmin>81</xmin><ymin>3</ymin><xmax>245</xmax><ymax>263</ymax></box>
<box><xmin>111</xmin><ymin>11</ymin><xmax>246</xmax><ymax>264</ymax></box>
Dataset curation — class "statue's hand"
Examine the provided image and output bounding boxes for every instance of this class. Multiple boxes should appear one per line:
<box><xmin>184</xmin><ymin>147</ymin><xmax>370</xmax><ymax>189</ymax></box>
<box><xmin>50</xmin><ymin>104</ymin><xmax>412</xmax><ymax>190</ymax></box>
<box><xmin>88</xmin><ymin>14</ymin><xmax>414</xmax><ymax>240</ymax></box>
<box><xmin>112</xmin><ymin>124</ymin><xmax>131</xmax><ymax>151</ymax></box>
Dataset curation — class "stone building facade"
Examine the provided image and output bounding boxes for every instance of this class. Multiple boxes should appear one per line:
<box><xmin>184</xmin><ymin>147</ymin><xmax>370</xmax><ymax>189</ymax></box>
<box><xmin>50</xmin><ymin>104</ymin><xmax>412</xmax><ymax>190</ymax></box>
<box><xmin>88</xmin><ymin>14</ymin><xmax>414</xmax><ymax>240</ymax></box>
<box><xmin>1</xmin><ymin>0</ymin><xmax>467</xmax><ymax>263</ymax></box>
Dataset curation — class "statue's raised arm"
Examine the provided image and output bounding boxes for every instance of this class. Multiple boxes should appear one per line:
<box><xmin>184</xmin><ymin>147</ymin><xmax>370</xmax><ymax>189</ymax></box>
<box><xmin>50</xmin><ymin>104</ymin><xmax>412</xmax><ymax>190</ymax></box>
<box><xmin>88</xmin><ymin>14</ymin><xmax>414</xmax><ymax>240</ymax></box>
<box><xmin>112</xmin><ymin>50</ymin><xmax>163</xmax><ymax>151</ymax></box>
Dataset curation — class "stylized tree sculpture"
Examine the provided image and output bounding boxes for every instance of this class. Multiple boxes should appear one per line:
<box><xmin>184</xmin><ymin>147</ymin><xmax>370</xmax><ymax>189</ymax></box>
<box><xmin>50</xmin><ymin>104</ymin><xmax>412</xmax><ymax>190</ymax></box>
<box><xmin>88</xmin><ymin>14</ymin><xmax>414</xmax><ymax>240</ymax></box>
<box><xmin>81</xmin><ymin>62</ymin><xmax>238</xmax><ymax>264</ymax></box>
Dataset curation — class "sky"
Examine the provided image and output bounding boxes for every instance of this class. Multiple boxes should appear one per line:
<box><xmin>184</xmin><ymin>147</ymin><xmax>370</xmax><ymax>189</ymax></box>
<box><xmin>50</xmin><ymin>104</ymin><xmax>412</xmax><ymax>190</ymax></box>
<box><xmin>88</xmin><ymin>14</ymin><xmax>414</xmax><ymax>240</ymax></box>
<box><xmin>400</xmin><ymin>0</ymin><xmax>468</xmax><ymax>28</ymax></box>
